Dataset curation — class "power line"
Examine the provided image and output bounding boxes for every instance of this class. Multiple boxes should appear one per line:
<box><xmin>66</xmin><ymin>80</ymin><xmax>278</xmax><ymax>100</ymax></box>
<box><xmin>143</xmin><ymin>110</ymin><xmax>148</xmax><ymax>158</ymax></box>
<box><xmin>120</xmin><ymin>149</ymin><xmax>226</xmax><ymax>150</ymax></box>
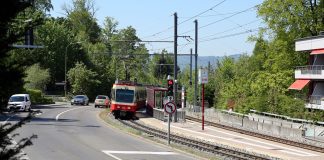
<box><xmin>199</xmin><ymin>19</ymin><xmax>261</xmax><ymax>39</ymax></box>
<box><xmin>178</xmin><ymin>0</ymin><xmax>227</xmax><ymax>25</ymax></box>
<box><xmin>141</xmin><ymin>0</ymin><xmax>227</xmax><ymax>39</ymax></box>
<box><xmin>179</xmin><ymin>5</ymin><xmax>258</xmax><ymax>36</ymax></box>
<box><xmin>200</xmin><ymin>28</ymin><xmax>259</xmax><ymax>43</ymax></box>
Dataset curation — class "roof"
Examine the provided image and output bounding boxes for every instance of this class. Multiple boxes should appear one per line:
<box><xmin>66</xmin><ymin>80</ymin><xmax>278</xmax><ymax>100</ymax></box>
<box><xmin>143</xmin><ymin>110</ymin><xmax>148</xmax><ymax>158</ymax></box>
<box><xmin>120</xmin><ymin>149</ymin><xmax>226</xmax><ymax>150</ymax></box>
<box><xmin>11</xmin><ymin>94</ymin><xmax>29</xmax><ymax>97</ymax></box>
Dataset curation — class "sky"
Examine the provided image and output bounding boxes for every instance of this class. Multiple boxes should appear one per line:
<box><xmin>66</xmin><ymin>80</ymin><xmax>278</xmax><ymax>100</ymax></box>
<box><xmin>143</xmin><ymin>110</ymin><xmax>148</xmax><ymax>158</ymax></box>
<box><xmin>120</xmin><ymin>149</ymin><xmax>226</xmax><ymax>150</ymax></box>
<box><xmin>50</xmin><ymin>0</ymin><xmax>264</xmax><ymax>57</ymax></box>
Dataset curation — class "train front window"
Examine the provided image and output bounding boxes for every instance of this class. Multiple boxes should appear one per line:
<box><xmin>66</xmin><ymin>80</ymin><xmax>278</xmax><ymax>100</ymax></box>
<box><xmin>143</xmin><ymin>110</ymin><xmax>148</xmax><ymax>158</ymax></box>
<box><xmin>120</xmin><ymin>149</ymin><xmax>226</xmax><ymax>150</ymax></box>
<box><xmin>116</xmin><ymin>89</ymin><xmax>134</xmax><ymax>103</ymax></box>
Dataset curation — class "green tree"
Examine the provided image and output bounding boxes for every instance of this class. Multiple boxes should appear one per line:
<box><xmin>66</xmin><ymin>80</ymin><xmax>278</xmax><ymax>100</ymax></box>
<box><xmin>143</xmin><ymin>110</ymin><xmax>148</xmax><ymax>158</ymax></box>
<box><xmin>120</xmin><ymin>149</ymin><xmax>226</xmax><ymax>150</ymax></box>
<box><xmin>0</xmin><ymin>0</ymin><xmax>46</xmax><ymax>109</ymax></box>
<box><xmin>24</xmin><ymin>63</ymin><xmax>50</xmax><ymax>91</ymax></box>
<box><xmin>67</xmin><ymin>62</ymin><xmax>100</xmax><ymax>97</ymax></box>
<box><xmin>64</xmin><ymin>0</ymin><xmax>101</xmax><ymax>43</ymax></box>
<box><xmin>110</xmin><ymin>26</ymin><xmax>149</xmax><ymax>81</ymax></box>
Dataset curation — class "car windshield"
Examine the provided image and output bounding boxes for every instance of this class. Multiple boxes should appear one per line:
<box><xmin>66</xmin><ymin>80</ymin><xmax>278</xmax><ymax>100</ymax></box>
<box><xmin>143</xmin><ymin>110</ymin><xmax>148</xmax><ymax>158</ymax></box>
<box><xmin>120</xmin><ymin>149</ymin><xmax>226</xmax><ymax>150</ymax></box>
<box><xmin>96</xmin><ymin>96</ymin><xmax>107</xmax><ymax>99</ymax></box>
<box><xmin>75</xmin><ymin>96</ymin><xmax>85</xmax><ymax>99</ymax></box>
<box><xmin>10</xmin><ymin>96</ymin><xmax>24</xmax><ymax>102</ymax></box>
<box><xmin>116</xmin><ymin>89</ymin><xmax>134</xmax><ymax>103</ymax></box>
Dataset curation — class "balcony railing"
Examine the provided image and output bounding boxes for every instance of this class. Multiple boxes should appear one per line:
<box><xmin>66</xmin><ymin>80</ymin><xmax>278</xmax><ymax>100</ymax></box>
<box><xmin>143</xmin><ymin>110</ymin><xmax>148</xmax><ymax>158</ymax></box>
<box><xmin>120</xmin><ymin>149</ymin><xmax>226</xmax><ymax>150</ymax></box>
<box><xmin>309</xmin><ymin>95</ymin><xmax>323</xmax><ymax>105</ymax></box>
<box><xmin>296</xmin><ymin>65</ymin><xmax>324</xmax><ymax>75</ymax></box>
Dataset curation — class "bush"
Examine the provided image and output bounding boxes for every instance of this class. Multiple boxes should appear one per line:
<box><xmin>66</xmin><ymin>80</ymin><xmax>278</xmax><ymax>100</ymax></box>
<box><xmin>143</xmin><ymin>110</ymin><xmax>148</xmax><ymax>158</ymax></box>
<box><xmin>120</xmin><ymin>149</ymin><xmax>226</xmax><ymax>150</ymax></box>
<box><xmin>25</xmin><ymin>89</ymin><xmax>54</xmax><ymax>104</ymax></box>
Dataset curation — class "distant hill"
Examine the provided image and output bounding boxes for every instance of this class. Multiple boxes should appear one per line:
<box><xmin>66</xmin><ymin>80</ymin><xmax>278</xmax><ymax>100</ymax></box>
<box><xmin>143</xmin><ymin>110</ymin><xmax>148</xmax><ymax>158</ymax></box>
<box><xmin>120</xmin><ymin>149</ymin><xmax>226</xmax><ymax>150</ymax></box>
<box><xmin>177</xmin><ymin>54</ymin><xmax>241</xmax><ymax>71</ymax></box>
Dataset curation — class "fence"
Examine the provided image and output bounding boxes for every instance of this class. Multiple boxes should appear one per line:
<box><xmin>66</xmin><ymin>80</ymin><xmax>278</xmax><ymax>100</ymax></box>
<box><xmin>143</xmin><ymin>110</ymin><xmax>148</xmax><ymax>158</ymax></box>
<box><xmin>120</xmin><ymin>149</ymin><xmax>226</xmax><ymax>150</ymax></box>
<box><xmin>185</xmin><ymin>108</ymin><xmax>306</xmax><ymax>138</ymax></box>
<box><xmin>153</xmin><ymin>108</ymin><xmax>186</xmax><ymax>122</ymax></box>
<box><xmin>296</xmin><ymin>65</ymin><xmax>324</xmax><ymax>75</ymax></box>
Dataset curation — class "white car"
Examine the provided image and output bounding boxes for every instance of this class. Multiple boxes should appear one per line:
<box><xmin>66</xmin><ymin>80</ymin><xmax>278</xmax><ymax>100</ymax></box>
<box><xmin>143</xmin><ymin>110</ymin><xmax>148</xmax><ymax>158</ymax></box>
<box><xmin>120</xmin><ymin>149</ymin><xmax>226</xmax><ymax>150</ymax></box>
<box><xmin>7</xmin><ymin>94</ymin><xmax>32</xmax><ymax>112</ymax></box>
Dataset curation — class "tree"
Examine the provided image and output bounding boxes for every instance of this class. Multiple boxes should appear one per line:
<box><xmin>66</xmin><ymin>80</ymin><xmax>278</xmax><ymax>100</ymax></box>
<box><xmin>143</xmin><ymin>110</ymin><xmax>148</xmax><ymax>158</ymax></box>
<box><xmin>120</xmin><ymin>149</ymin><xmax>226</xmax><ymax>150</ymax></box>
<box><xmin>24</xmin><ymin>63</ymin><xmax>50</xmax><ymax>91</ymax></box>
<box><xmin>64</xmin><ymin>0</ymin><xmax>101</xmax><ymax>43</ymax></box>
<box><xmin>67</xmin><ymin>62</ymin><xmax>100</xmax><ymax>98</ymax></box>
<box><xmin>0</xmin><ymin>0</ymin><xmax>51</xmax><ymax>109</ymax></box>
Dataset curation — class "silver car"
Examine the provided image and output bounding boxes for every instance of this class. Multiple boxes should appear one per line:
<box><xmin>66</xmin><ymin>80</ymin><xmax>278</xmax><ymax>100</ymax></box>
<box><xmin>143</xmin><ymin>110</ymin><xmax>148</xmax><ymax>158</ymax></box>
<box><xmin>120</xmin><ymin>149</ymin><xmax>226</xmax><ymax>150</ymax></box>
<box><xmin>71</xmin><ymin>95</ymin><xmax>89</xmax><ymax>105</ymax></box>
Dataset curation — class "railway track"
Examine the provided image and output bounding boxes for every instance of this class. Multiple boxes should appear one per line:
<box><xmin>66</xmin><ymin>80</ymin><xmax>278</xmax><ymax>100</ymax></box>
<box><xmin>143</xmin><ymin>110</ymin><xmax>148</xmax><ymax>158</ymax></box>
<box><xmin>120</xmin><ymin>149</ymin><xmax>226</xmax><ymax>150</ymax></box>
<box><xmin>115</xmin><ymin>117</ymin><xmax>272</xmax><ymax>160</ymax></box>
<box><xmin>186</xmin><ymin>115</ymin><xmax>324</xmax><ymax>153</ymax></box>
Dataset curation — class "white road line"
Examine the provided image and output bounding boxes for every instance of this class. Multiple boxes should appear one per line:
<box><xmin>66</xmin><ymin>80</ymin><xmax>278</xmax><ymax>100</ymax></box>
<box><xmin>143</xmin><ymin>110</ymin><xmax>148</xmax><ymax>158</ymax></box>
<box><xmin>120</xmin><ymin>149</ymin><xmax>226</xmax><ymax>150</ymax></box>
<box><xmin>102</xmin><ymin>151</ymin><xmax>123</xmax><ymax>160</ymax></box>
<box><xmin>164</xmin><ymin>123</ymin><xmax>318</xmax><ymax>157</ymax></box>
<box><xmin>55</xmin><ymin>106</ymin><xmax>90</xmax><ymax>121</ymax></box>
<box><xmin>102</xmin><ymin>150</ymin><xmax>177</xmax><ymax>160</ymax></box>
<box><xmin>103</xmin><ymin>151</ymin><xmax>177</xmax><ymax>155</ymax></box>
<box><xmin>1</xmin><ymin>115</ymin><xmax>30</xmax><ymax>160</ymax></box>
<box><xmin>1</xmin><ymin>114</ymin><xmax>15</xmax><ymax>125</ymax></box>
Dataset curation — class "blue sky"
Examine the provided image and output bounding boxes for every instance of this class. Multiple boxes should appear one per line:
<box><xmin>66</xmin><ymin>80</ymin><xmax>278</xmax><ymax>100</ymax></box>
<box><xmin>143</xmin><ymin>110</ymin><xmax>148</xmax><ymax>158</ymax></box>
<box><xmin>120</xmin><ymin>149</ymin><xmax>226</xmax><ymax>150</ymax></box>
<box><xmin>50</xmin><ymin>0</ymin><xmax>264</xmax><ymax>57</ymax></box>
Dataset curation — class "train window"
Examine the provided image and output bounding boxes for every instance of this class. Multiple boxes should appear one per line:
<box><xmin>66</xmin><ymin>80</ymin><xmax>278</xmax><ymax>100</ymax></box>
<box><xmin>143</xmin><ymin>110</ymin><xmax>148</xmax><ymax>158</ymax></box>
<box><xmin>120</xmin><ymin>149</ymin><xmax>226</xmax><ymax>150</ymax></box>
<box><xmin>116</xmin><ymin>89</ymin><xmax>135</xmax><ymax>103</ymax></box>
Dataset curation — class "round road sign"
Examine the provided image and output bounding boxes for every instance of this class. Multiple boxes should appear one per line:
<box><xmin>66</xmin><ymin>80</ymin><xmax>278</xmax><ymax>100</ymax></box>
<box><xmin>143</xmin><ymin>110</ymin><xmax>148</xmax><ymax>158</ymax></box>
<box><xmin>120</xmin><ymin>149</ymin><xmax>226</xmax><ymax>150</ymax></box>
<box><xmin>164</xmin><ymin>102</ymin><xmax>176</xmax><ymax>114</ymax></box>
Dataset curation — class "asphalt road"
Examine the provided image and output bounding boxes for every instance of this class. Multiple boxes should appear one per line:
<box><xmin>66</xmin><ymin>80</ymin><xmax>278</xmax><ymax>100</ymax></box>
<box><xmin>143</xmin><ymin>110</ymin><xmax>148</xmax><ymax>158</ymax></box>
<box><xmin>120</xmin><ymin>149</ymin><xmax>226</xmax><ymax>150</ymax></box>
<box><xmin>2</xmin><ymin>103</ymin><xmax>197</xmax><ymax>160</ymax></box>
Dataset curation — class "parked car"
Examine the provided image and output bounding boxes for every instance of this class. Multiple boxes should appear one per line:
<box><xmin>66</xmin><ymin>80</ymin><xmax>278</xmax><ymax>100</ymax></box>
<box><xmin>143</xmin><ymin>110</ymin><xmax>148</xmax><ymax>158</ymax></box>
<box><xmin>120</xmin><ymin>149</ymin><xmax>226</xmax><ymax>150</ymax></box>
<box><xmin>71</xmin><ymin>95</ymin><xmax>89</xmax><ymax>105</ymax></box>
<box><xmin>94</xmin><ymin>95</ymin><xmax>110</xmax><ymax>108</ymax></box>
<box><xmin>7</xmin><ymin>94</ymin><xmax>31</xmax><ymax>112</ymax></box>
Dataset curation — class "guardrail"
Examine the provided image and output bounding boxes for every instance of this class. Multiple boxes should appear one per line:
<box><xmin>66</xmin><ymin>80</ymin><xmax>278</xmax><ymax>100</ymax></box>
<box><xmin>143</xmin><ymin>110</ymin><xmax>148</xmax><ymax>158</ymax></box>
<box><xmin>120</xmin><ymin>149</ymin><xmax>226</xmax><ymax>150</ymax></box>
<box><xmin>296</xmin><ymin>65</ymin><xmax>324</xmax><ymax>74</ymax></box>
<box><xmin>153</xmin><ymin>108</ymin><xmax>186</xmax><ymax>122</ymax></box>
<box><xmin>309</xmin><ymin>95</ymin><xmax>324</xmax><ymax>105</ymax></box>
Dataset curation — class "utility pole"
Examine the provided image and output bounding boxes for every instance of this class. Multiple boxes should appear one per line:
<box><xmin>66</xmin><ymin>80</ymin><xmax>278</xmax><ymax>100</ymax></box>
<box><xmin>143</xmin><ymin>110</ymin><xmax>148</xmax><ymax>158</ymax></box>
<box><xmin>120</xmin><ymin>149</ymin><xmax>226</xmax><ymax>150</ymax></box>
<box><xmin>174</xmin><ymin>12</ymin><xmax>178</xmax><ymax>122</ymax></box>
<box><xmin>190</xmin><ymin>48</ymin><xmax>192</xmax><ymax>86</ymax></box>
<box><xmin>208</xmin><ymin>61</ymin><xmax>211</xmax><ymax>74</ymax></box>
<box><xmin>194</xmin><ymin>20</ymin><xmax>198</xmax><ymax>111</ymax></box>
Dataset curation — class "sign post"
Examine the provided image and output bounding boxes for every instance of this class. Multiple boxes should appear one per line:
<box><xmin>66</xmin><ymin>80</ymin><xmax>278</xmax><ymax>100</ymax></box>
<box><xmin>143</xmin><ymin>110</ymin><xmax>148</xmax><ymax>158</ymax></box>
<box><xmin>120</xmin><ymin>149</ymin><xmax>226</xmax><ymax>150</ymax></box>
<box><xmin>199</xmin><ymin>68</ymin><xmax>208</xmax><ymax>130</ymax></box>
<box><xmin>164</xmin><ymin>101</ymin><xmax>176</xmax><ymax>145</ymax></box>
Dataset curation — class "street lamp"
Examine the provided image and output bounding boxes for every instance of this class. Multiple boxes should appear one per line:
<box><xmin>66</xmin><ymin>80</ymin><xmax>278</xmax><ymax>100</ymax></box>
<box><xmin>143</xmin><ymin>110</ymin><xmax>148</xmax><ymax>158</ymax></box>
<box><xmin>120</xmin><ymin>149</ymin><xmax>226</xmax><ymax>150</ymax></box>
<box><xmin>65</xmin><ymin>41</ymin><xmax>82</xmax><ymax>98</ymax></box>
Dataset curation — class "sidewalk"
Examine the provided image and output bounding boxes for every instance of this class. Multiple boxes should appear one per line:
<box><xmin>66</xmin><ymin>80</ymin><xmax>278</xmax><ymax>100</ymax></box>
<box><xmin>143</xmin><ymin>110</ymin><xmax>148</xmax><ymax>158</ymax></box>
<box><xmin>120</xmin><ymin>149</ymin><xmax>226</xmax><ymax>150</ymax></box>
<box><xmin>138</xmin><ymin>117</ymin><xmax>324</xmax><ymax>160</ymax></box>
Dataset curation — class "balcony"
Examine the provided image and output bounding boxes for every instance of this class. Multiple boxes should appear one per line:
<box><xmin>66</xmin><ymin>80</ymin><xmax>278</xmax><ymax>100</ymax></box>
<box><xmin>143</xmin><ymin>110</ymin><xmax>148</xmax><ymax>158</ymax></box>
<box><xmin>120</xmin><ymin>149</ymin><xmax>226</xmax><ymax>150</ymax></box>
<box><xmin>295</xmin><ymin>65</ymin><xmax>324</xmax><ymax>79</ymax></box>
<box><xmin>306</xmin><ymin>95</ymin><xmax>324</xmax><ymax>110</ymax></box>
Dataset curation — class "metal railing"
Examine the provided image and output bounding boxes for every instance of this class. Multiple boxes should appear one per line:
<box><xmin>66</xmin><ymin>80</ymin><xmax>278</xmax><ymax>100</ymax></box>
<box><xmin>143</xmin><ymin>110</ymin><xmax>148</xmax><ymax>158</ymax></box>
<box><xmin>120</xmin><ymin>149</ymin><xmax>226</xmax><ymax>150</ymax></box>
<box><xmin>153</xmin><ymin>108</ymin><xmax>186</xmax><ymax>122</ymax></box>
<box><xmin>309</xmin><ymin>95</ymin><xmax>324</xmax><ymax>105</ymax></box>
<box><xmin>296</xmin><ymin>65</ymin><xmax>324</xmax><ymax>75</ymax></box>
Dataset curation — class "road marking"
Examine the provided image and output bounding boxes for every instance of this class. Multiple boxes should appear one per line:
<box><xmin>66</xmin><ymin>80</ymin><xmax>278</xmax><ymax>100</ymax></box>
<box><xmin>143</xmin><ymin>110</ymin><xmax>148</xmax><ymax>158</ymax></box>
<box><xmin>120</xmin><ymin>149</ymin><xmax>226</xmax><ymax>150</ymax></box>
<box><xmin>0</xmin><ymin>115</ymin><xmax>30</xmax><ymax>160</ymax></box>
<box><xmin>102</xmin><ymin>150</ymin><xmax>177</xmax><ymax>160</ymax></box>
<box><xmin>164</xmin><ymin>123</ymin><xmax>318</xmax><ymax>157</ymax></box>
<box><xmin>55</xmin><ymin>106</ymin><xmax>90</xmax><ymax>121</ymax></box>
<box><xmin>1</xmin><ymin>114</ymin><xmax>15</xmax><ymax>125</ymax></box>
<box><xmin>102</xmin><ymin>151</ymin><xmax>123</xmax><ymax>160</ymax></box>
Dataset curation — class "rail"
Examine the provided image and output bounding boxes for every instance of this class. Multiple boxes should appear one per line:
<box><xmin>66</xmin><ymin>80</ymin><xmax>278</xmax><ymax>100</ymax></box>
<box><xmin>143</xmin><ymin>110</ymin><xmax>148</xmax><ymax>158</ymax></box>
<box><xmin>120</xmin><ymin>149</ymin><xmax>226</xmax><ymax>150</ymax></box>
<box><xmin>186</xmin><ymin>115</ymin><xmax>324</xmax><ymax>153</ymax></box>
<box><xmin>296</xmin><ymin>65</ymin><xmax>324</xmax><ymax>74</ymax></box>
<box><xmin>309</xmin><ymin>95</ymin><xmax>324</xmax><ymax>105</ymax></box>
<box><xmin>115</xmin><ymin>118</ymin><xmax>272</xmax><ymax>160</ymax></box>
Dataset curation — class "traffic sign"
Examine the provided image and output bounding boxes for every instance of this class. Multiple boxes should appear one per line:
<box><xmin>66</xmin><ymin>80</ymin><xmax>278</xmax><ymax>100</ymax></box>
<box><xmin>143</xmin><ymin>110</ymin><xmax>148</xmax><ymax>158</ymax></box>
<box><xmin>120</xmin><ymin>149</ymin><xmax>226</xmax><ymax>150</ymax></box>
<box><xmin>164</xmin><ymin>102</ymin><xmax>176</xmax><ymax>114</ymax></box>
<box><xmin>198</xmin><ymin>68</ymin><xmax>208</xmax><ymax>84</ymax></box>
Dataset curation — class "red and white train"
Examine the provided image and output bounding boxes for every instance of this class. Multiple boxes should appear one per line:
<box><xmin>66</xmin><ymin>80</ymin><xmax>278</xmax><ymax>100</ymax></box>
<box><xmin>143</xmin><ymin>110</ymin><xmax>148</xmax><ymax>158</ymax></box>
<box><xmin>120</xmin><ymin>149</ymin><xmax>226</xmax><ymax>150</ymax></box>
<box><xmin>110</xmin><ymin>80</ymin><xmax>146</xmax><ymax>119</ymax></box>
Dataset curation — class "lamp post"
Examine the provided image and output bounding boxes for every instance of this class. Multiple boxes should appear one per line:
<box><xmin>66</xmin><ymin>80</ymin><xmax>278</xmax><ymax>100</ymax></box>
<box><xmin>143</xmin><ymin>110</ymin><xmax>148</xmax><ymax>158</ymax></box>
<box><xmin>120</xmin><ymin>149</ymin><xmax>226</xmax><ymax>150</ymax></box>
<box><xmin>65</xmin><ymin>41</ymin><xmax>82</xmax><ymax>98</ymax></box>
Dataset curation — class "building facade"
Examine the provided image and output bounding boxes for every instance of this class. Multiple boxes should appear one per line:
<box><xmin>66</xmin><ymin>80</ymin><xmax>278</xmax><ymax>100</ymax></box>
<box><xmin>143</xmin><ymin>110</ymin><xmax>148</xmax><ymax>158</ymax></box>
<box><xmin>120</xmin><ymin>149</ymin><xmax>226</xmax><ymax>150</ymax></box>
<box><xmin>289</xmin><ymin>33</ymin><xmax>324</xmax><ymax>110</ymax></box>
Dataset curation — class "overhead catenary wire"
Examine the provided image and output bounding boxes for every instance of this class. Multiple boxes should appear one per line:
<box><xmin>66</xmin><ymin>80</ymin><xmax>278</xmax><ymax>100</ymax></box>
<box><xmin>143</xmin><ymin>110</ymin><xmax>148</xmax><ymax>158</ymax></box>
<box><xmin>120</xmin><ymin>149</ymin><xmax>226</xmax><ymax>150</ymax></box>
<box><xmin>141</xmin><ymin>0</ymin><xmax>227</xmax><ymax>39</ymax></box>
<box><xmin>178</xmin><ymin>5</ymin><xmax>258</xmax><ymax>36</ymax></box>
<box><xmin>200</xmin><ymin>28</ymin><xmax>260</xmax><ymax>43</ymax></box>
<box><xmin>199</xmin><ymin>19</ymin><xmax>261</xmax><ymax>39</ymax></box>
<box><xmin>156</xmin><ymin>4</ymin><xmax>259</xmax><ymax>41</ymax></box>
<box><xmin>178</xmin><ymin>0</ymin><xmax>227</xmax><ymax>25</ymax></box>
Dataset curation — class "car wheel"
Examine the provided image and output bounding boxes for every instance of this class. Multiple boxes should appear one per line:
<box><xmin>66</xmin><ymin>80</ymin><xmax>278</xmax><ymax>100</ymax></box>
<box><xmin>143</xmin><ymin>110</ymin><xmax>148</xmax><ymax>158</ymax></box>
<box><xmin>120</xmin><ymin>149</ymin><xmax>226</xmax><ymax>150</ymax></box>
<box><xmin>28</xmin><ymin>106</ymin><xmax>31</xmax><ymax>112</ymax></box>
<box><xmin>94</xmin><ymin>105</ymin><xmax>97</xmax><ymax>108</ymax></box>
<box><xmin>71</xmin><ymin>103</ymin><xmax>73</xmax><ymax>105</ymax></box>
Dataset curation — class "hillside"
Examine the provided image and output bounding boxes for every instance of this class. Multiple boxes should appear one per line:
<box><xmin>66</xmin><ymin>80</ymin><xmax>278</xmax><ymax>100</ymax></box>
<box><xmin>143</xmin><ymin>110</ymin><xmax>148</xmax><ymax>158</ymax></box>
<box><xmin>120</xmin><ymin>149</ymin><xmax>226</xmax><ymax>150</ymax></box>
<box><xmin>177</xmin><ymin>54</ymin><xmax>241</xmax><ymax>70</ymax></box>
